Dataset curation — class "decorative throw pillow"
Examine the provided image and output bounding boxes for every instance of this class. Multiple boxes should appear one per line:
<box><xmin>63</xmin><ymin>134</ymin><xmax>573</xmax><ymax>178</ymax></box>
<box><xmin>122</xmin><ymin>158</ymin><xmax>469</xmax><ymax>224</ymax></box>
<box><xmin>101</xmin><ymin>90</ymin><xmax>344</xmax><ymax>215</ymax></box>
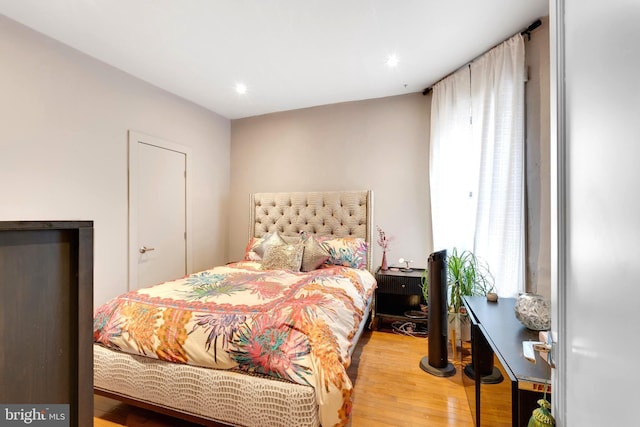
<box><xmin>254</xmin><ymin>231</ymin><xmax>287</xmax><ymax>258</ymax></box>
<box><xmin>261</xmin><ymin>243</ymin><xmax>304</xmax><ymax>271</ymax></box>
<box><xmin>321</xmin><ymin>237</ymin><xmax>368</xmax><ymax>269</ymax></box>
<box><xmin>243</xmin><ymin>237</ymin><xmax>264</xmax><ymax>261</ymax></box>
<box><xmin>300</xmin><ymin>234</ymin><xmax>330</xmax><ymax>272</ymax></box>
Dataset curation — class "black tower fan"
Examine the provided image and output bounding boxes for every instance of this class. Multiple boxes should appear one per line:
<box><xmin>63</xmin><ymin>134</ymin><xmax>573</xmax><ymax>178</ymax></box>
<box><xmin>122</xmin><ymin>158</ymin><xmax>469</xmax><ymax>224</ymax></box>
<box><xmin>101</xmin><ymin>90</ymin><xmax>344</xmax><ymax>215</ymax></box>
<box><xmin>420</xmin><ymin>249</ymin><xmax>456</xmax><ymax>377</ymax></box>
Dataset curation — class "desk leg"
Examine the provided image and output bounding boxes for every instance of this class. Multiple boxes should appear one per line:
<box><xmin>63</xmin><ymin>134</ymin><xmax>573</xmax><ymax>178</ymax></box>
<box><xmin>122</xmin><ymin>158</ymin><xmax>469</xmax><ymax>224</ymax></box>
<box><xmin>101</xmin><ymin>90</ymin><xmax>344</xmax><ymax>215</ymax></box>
<box><xmin>469</xmin><ymin>328</ymin><xmax>504</xmax><ymax>384</ymax></box>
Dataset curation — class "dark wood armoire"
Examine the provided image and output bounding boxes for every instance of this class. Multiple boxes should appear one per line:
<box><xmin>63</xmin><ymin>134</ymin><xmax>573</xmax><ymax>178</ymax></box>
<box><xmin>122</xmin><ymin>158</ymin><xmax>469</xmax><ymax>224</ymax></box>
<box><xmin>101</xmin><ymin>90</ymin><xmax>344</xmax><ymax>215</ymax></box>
<box><xmin>0</xmin><ymin>221</ymin><xmax>93</xmax><ymax>427</ymax></box>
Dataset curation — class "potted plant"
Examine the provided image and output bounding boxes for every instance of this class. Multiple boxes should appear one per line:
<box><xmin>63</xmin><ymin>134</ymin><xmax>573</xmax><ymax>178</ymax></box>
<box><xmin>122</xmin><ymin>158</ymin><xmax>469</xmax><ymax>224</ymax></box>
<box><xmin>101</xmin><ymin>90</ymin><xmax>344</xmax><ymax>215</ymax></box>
<box><xmin>421</xmin><ymin>248</ymin><xmax>495</xmax><ymax>341</ymax></box>
<box><xmin>447</xmin><ymin>248</ymin><xmax>494</xmax><ymax>312</ymax></box>
<box><xmin>419</xmin><ymin>273</ymin><xmax>429</xmax><ymax>313</ymax></box>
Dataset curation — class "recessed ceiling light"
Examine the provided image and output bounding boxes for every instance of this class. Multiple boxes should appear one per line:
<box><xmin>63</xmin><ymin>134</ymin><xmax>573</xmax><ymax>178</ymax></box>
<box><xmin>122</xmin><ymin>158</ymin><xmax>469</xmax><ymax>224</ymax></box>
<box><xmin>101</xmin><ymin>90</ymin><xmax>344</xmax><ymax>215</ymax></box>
<box><xmin>235</xmin><ymin>83</ymin><xmax>247</xmax><ymax>95</ymax></box>
<box><xmin>387</xmin><ymin>54</ymin><xmax>399</xmax><ymax>68</ymax></box>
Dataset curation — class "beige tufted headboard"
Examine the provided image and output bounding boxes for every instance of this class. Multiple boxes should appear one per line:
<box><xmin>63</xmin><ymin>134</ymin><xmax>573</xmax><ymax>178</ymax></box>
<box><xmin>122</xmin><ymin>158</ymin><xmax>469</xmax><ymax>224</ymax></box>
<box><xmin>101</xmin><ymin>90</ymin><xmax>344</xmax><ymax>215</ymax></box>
<box><xmin>249</xmin><ymin>191</ymin><xmax>374</xmax><ymax>271</ymax></box>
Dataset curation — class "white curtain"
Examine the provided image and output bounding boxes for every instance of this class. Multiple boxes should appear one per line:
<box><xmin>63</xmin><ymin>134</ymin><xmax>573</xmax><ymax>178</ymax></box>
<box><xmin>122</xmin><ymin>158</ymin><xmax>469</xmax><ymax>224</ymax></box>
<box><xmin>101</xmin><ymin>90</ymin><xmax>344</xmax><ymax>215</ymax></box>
<box><xmin>429</xmin><ymin>66</ymin><xmax>475</xmax><ymax>253</ymax></box>
<box><xmin>430</xmin><ymin>34</ymin><xmax>525</xmax><ymax>298</ymax></box>
<box><xmin>471</xmin><ymin>34</ymin><xmax>525</xmax><ymax>297</ymax></box>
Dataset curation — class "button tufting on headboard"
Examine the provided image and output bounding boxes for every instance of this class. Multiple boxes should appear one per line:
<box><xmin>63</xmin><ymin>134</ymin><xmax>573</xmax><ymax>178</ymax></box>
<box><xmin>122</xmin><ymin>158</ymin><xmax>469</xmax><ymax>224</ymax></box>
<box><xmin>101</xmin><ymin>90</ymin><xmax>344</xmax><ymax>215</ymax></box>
<box><xmin>249</xmin><ymin>190</ymin><xmax>373</xmax><ymax>270</ymax></box>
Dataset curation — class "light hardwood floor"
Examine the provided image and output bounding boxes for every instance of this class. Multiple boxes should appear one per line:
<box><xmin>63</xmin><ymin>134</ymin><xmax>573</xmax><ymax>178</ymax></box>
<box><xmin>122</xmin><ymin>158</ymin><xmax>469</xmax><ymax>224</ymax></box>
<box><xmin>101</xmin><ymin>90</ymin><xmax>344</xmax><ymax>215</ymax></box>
<box><xmin>94</xmin><ymin>329</ymin><xmax>475</xmax><ymax>427</ymax></box>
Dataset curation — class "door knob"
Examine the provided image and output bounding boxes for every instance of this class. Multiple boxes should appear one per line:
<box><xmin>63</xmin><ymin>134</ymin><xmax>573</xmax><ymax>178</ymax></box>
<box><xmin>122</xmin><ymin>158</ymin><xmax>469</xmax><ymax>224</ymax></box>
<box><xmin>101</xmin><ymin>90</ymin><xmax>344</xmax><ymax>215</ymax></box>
<box><xmin>139</xmin><ymin>246</ymin><xmax>155</xmax><ymax>254</ymax></box>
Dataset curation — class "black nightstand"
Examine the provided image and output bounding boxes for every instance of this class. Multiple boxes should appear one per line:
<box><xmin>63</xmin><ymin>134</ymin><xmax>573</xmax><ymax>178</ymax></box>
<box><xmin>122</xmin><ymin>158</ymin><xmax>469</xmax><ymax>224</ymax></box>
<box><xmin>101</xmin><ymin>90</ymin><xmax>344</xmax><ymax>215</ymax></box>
<box><xmin>373</xmin><ymin>267</ymin><xmax>428</xmax><ymax>332</ymax></box>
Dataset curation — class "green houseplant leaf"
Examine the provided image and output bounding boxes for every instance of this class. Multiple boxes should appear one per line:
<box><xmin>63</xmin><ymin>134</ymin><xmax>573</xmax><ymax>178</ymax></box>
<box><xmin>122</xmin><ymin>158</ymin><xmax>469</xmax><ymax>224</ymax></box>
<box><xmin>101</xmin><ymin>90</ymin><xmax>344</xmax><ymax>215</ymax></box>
<box><xmin>420</xmin><ymin>248</ymin><xmax>495</xmax><ymax>314</ymax></box>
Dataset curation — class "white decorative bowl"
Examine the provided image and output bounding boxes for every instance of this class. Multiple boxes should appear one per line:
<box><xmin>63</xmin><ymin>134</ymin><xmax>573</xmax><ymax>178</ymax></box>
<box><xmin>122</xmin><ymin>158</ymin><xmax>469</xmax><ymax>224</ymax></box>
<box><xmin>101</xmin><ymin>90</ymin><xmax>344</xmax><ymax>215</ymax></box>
<box><xmin>514</xmin><ymin>293</ymin><xmax>550</xmax><ymax>330</ymax></box>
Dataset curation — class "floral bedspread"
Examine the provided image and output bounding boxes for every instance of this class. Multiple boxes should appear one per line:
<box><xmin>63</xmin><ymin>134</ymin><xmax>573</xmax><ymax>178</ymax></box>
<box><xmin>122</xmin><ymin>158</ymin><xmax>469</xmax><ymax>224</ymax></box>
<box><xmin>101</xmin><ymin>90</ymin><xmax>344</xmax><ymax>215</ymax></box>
<box><xmin>93</xmin><ymin>261</ymin><xmax>376</xmax><ymax>427</ymax></box>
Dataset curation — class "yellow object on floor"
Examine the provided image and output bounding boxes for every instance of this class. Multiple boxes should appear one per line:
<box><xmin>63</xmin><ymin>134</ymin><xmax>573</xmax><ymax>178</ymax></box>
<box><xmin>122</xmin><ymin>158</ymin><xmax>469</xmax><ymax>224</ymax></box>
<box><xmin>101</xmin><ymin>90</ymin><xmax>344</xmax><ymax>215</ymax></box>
<box><xmin>528</xmin><ymin>399</ymin><xmax>555</xmax><ymax>427</ymax></box>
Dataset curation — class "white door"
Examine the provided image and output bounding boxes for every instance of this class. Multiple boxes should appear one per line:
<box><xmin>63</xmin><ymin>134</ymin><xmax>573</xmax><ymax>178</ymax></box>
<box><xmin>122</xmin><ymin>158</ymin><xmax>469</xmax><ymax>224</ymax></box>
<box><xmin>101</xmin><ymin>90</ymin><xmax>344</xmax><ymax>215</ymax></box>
<box><xmin>553</xmin><ymin>1</ymin><xmax>640</xmax><ymax>425</ymax></box>
<box><xmin>128</xmin><ymin>131</ymin><xmax>191</xmax><ymax>290</ymax></box>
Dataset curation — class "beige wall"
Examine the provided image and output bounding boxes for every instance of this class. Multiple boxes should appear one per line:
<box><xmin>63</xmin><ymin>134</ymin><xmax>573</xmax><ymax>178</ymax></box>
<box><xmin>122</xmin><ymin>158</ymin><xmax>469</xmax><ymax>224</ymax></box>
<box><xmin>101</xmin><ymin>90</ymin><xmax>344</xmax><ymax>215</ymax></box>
<box><xmin>0</xmin><ymin>17</ymin><xmax>231</xmax><ymax>306</ymax></box>
<box><xmin>230</xmin><ymin>20</ymin><xmax>551</xmax><ymax>297</ymax></box>
<box><xmin>0</xmin><ymin>14</ymin><xmax>550</xmax><ymax>303</ymax></box>
<box><xmin>524</xmin><ymin>18</ymin><xmax>551</xmax><ymax>298</ymax></box>
<box><xmin>230</xmin><ymin>93</ymin><xmax>432</xmax><ymax>270</ymax></box>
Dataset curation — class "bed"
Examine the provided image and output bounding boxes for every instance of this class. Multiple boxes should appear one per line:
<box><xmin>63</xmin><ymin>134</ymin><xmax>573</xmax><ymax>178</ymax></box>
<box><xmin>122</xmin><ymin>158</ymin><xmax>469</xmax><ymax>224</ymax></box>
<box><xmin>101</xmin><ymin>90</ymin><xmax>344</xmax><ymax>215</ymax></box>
<box><xmin>93</xmin><ymin>190</ymin><xmax>376</xmax><ymax>427</ymax></box>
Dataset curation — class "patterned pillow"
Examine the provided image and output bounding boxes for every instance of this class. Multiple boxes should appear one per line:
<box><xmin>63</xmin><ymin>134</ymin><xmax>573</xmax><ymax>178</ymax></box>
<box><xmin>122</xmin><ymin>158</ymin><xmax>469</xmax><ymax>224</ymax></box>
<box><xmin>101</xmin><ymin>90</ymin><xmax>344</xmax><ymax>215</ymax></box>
<box><xmin>300</xmin><ymin>234</ymin><xmax>330</xmax><ymax>272</ymax></box>
<box><xmin>243</xmin><ymin>237</ymin><xmax>263</xmax><ymax>261</ymax></box>
<box><xmin>321</xmin><ymin>237</ymin><xmax>368</xmax><ymax>269</ymax></box>
<box><xmin>254</xmin><ymin>231</ymin><xmax>287</xmax><ymax>258</ymax></box>
<box><xmin>261</xmin><ymin>243</ymin><xmax>304</xmax><ymax>271</ymax></box>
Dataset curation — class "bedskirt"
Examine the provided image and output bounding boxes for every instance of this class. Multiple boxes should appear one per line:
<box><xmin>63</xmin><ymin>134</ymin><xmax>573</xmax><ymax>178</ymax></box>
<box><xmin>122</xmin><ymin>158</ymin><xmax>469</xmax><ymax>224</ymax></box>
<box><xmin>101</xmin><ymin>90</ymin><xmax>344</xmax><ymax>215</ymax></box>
<box><xmin>94</xmin><ymin>343</ymin><xmax>320</xmax><ymax>427</ymax></box>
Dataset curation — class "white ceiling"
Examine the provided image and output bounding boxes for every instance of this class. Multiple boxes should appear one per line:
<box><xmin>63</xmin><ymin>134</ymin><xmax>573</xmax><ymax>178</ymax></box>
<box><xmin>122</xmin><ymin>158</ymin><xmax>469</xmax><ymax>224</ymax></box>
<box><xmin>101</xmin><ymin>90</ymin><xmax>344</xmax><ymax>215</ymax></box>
<box><xmin>0</xmin><ymin>0</ymin><xmax>548</xmax><ymax>119</ymax></box>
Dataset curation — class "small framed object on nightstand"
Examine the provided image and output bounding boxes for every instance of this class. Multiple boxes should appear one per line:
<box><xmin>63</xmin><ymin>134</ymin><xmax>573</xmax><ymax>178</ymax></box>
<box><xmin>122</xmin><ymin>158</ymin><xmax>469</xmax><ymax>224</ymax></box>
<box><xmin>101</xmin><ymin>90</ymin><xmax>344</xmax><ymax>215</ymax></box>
<box><xmin>372</xmin><ymin>267</ymin><xmax>428</xmax><ymax>333</ymax></box>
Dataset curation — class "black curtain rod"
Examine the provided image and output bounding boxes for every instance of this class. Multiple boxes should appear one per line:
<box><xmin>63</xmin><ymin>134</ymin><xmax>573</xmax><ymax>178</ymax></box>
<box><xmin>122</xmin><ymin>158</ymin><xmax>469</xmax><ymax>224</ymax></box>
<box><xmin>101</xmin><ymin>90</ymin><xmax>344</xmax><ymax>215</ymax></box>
<box><xmin>422</xmin><ymin>18</ymin><xmax>543</xmax><ymax>96</ymax></box>
<box><xmin>521</xmin><ymin>18</ymin><xmax>542</xmax><ymax>40</ymax></box>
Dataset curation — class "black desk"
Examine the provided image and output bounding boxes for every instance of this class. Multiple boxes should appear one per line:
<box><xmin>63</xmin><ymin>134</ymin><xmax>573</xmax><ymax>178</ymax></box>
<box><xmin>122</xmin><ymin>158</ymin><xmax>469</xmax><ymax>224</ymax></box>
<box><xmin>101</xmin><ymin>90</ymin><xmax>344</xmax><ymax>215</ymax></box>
<box><xmin>463</xmin><ymin>296</ymin><xmax>551</xmax><ymax>427</ymax></box>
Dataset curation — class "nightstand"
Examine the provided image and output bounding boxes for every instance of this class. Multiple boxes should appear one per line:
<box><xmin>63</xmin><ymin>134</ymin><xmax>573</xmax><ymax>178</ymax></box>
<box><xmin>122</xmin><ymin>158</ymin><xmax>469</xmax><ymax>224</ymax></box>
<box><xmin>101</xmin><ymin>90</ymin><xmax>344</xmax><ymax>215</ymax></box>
<box><xmin>372</xmin><ymin>267</ymin><xmax>428</xmax><ymax>332</ymax></box>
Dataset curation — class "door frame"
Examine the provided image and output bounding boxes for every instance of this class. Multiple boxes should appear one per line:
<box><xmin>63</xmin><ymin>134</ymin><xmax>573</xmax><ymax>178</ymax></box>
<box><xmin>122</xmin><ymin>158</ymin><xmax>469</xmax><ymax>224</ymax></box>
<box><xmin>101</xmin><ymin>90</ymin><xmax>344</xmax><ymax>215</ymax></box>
<box><xmin>550</xmin><ymin>0</ymin><xmax>566</xmax><ymax>422</ymax></box>
<box><xmin>128</xmin><ymin>130</ymin><xmax>192</xmax><ymax>291</ymax></box>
